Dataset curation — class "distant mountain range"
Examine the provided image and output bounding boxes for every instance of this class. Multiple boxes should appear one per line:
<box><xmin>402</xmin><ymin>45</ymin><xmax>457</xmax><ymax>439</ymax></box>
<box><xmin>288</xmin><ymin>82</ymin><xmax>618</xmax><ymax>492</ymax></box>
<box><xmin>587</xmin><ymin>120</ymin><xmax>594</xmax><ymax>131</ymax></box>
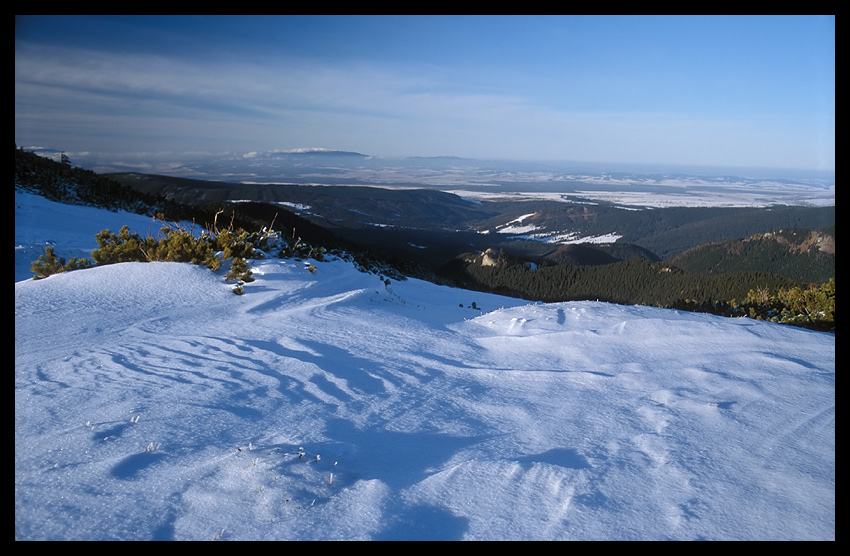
<box><xmin>243</xmin><ymin>148</ymin><xmax>371</xmax><ymax>159</ymax></box>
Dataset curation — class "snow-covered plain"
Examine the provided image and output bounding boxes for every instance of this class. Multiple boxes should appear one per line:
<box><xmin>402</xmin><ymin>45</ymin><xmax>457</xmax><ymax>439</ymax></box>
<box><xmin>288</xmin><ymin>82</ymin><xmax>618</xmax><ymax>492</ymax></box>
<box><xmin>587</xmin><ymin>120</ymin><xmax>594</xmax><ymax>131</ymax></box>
<box><xmin>447</xmin><ymin>180</ymin><xmax>835</xmax><ymax>209</ymax></box>
<box><xmin>15</xmin><ymin>192</ymin><xmax>834</xmax><ymax>540</ymax></box>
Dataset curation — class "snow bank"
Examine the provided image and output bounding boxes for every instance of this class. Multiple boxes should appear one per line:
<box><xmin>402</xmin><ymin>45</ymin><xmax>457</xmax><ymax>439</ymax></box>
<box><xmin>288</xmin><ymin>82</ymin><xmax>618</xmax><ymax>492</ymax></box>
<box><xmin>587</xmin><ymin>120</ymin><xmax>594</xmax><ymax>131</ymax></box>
<box><xmin>15</xmin><ymin>193</ymin><xmax>834</xmax><ymax>540</ymax></box>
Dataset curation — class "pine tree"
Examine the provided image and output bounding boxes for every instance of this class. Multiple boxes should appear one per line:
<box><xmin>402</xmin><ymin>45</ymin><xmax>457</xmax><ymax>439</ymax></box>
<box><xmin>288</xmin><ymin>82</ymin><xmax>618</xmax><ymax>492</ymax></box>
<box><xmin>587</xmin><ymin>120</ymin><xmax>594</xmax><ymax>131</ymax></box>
<box><xmin>225</xmin><ymin>257</ymin><xmax>254</xmax><ymax>283</ymax></box>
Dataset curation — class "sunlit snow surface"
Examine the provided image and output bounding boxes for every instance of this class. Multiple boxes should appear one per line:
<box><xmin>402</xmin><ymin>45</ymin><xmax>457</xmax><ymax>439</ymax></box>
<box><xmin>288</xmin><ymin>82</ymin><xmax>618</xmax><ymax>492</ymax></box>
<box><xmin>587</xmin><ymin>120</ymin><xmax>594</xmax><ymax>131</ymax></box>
<box><xmin>15</xmin><ymin>193</ymin><xmax>834</xmax><ymax>540</ymax></box>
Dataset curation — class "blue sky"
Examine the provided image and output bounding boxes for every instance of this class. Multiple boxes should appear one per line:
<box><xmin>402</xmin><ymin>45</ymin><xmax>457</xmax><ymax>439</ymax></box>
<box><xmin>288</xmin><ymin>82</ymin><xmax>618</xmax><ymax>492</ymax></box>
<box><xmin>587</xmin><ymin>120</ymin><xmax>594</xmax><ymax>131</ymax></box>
<box><xmin>15</xmin><ymin>15</ymin><xmax>834</xmax><ymax>173</ymax></box>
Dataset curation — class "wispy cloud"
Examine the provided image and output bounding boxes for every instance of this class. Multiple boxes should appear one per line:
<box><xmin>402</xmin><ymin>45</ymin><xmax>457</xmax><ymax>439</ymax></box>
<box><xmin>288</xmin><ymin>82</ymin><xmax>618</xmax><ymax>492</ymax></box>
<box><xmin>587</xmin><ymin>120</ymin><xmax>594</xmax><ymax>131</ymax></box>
<box><xmin>15</xmin><ymin>15</ymin><xmax>834</xmax><ymax>173</ymax></box>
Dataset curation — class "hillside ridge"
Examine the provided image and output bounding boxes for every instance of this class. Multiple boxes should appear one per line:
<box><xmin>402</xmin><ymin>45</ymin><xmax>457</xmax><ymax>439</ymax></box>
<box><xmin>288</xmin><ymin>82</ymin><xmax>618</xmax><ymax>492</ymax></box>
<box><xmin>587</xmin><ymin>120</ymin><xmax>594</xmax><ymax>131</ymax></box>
<box><xmin>16</xmin><ymin>148</ymin><xmax>835</xmax><ymax>330</ymax></box>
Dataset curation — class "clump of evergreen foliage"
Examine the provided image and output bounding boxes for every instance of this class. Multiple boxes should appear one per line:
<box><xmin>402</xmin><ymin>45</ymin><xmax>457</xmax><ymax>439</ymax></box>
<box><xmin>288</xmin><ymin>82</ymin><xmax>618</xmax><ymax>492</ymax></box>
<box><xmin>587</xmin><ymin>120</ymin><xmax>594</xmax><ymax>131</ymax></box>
<box><xmin>670</xmin><ymin>279</ymin><xmax>835</xmax><ymax>332</ymax></box>
<box><xmin>30</xmin><ymin>246</ymin><xmax>93</xmax><ymax>280</ymax></box>
<box><xmin>225</xmin><ymin>257</ymin><xmax>254</xmax><ymax>283</ymax></box>
<box><xmin>31</xmin><ymin>217</ymin><xmax>296</xmax><ymax>293</ymax></box>
<box><xmin>44</xmin><ymin>215</ymin><xmax>293</xmax><ymax>293</ymax></box>
<box><xmin>90</xmin><ymin>224</ymin><xmax>224</xmax><ymax>269</ymax></box>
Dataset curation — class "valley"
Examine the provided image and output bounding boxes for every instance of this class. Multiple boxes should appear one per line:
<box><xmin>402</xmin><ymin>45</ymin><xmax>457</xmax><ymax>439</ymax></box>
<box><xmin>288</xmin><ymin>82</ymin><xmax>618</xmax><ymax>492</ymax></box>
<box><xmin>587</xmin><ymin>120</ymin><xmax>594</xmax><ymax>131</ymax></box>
<box><xmin>105</xmin><ymin>171</ymin><xmax>835</xmax><ymax>281</ymax></box>
<box><xmin>16</xmin><ymin>147</ymin><xmax>835</xmax><ymax>330</ymax></box>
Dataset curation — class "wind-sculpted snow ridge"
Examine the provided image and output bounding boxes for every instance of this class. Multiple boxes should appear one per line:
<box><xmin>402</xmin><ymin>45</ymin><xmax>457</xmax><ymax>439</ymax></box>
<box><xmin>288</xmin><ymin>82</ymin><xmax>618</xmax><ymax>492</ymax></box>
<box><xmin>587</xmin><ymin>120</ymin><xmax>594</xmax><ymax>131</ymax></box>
<box><xmin>15</xmin><ymin>255</ymin><xmax>834</xmax><ymax>540</ymax></box>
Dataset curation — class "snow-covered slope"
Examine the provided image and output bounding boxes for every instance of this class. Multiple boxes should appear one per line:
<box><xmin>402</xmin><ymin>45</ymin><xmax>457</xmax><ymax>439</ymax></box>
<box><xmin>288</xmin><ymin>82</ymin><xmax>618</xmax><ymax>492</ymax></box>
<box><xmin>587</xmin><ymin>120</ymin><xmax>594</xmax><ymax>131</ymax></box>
<box><xmin>14</xmin><ymin>193</ymin><xmax>835</xmax><ymax>540</ymax></box>
<box><xmin>14</xmin><ymin>191</ymin><xmax>170</xmax><ymax>283</ymax></box>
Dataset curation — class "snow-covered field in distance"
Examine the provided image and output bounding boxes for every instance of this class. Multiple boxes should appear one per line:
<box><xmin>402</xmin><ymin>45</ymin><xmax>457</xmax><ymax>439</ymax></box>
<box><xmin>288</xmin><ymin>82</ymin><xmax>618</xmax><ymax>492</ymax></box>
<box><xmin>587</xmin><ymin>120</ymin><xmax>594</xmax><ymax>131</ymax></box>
<box><xmin>445</xmin><ymin>178</ymin><xmax>835</xmax><ymax>209</ymax></box>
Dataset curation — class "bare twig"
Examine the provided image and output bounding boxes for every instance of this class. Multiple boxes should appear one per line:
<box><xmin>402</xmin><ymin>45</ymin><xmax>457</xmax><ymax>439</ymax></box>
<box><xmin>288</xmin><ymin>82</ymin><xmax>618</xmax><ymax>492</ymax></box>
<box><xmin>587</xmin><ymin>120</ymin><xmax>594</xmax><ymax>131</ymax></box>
<box><xmin>213</xmin><ymin>209</ymin><xmax>224</xmax><ymax>235</ymax></box>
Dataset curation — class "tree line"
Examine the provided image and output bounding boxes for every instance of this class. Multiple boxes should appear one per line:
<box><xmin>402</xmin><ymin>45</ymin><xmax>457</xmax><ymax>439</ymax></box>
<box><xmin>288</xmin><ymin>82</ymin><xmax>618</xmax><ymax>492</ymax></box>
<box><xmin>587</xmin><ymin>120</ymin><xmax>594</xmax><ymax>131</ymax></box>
<box><xmin>448</xmin><ymin>252</ymin><xmax>834</xmax><ymax>332</ymax></box>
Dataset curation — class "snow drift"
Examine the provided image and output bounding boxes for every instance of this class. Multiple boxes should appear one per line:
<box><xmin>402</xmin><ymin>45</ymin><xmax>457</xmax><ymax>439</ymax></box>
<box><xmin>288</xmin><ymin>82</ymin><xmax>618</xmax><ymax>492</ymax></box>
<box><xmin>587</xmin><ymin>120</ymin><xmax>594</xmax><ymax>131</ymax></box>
<box><xmin>15</xmin><ymin>192</ymin><xmax>834</xmax><ymax>540</ymax></box>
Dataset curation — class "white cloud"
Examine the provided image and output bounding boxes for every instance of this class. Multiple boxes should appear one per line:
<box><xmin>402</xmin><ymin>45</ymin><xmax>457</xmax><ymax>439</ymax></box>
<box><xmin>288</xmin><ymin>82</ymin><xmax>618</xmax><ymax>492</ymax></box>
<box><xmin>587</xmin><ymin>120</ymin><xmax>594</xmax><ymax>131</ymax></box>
<box><xmin>15</xmin><ymin>42</ymin><xmax>833</xmax><ymax>171</ymax></box>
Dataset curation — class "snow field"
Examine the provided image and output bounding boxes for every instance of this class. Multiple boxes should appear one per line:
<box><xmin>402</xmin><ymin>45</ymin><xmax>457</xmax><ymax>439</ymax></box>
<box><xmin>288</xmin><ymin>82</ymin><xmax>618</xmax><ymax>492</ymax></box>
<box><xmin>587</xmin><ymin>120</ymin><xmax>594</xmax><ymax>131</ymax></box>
<box><xmin>15</xmin><ymin>192</ymin><xmax>834</xmax><ymax>540</ymax></box>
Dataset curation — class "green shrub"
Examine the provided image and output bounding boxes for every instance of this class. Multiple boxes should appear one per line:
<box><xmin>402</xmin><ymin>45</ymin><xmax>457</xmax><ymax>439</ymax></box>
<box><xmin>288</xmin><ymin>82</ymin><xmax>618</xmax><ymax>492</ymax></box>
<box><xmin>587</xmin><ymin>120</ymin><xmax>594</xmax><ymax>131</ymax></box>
<box><xmin>225</xmin><ymin>257</ymin><xmax>254</xmax><ymax>283</ymax></box>
<box><xmin>30</xmin><ymin>246</ymin><xmax>92</xmax><ymax>279</ymax></box>
<box><xmin>91</xmin><ymin>226</ymin><xmax>147</xmax><ymax>265</ymax></box>
<box><xmin>29</xmin><ymin>213</ymin><xmax>290</xmax><ymax>289</ymax></box>
<box><xmin>216</xmin><ymin>229</ymin><xmax>255</xmax><ymax>260</ymax></box>
<box><xmin>667</xmin><ymin>280</ymin><xmax>835</xmax><ymax>332</ymax></box>
<box><xmin>90</xmin><ymin>225</ymin><xmax>223</xmax><ymax>271</ymax></box>
<box><xmin>772</xmin><ymin>279</ymin><xmax>834</xmax><ymax>330</ymax></box>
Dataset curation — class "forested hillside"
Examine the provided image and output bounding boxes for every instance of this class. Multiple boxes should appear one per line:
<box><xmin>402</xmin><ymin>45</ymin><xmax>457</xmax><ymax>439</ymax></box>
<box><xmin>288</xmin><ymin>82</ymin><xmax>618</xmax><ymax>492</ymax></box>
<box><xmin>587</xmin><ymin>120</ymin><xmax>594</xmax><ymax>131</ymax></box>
<box><xmin>446</xmin><ymin>250</ymin><xmax>787</xmax><ymax>304</ymax></box>
<box><xmin>15</xmin><ymin>148</ymin><xmax>168</xmax><ymax>215</ymax></box>
<box><xmin>664</xmin><ymin>227</ymin><xmax>834</xmax><ymax>285</ymax></box>
<box><xmin>625</xmin><ymin>206</ymin><xmax>835</xmax><ymax>260</ymax></box>
<box><xmin>441</xmin><ymin>248</ymin><xmax>833</xmax><ymax>331</ymax></box>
